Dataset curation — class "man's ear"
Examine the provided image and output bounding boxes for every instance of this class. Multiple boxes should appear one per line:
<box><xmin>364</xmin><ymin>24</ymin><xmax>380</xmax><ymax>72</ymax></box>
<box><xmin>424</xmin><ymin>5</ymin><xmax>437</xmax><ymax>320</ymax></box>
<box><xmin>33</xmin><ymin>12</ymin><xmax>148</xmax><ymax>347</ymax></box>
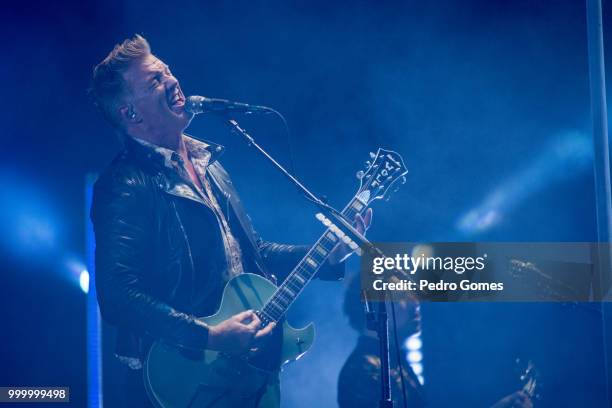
<box><xmin>119</xmin><ymin>104</ymin><xmax>141</xmax><ymax>123</ymax></box>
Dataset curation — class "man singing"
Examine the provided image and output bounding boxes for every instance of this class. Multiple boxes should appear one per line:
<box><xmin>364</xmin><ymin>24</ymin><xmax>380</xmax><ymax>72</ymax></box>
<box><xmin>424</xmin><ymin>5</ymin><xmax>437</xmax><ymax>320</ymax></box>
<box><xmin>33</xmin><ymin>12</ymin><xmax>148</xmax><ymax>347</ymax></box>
<box><xmin>88</xmin><ymin>34</ymin><xmax>371</xmax><ymax>407</ymax></box>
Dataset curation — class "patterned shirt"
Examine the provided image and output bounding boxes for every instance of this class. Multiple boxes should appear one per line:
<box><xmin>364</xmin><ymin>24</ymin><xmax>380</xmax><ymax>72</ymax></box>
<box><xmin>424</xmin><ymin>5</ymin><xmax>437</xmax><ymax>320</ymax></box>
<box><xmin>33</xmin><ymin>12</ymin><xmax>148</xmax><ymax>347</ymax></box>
<box><xmin>133</xmin><ymin>135</ymin><xmax>244</xmax><ymax>280</ymax></box>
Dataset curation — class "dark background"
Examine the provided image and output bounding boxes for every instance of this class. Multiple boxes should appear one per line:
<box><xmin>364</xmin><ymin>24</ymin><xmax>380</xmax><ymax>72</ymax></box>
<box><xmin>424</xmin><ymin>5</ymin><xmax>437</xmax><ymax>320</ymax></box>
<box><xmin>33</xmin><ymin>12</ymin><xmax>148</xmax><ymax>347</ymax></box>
<box><xmin>1</xmin><ymin>0</ymin><xmax>610</xmax><ymax>406</ymax></box>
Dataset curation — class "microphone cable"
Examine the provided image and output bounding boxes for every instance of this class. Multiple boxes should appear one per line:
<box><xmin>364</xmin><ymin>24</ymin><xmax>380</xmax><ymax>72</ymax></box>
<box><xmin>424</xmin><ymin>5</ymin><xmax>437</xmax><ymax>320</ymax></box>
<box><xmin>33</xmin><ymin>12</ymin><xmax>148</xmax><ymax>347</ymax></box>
<box><xmin>264</xmin><ymin>106</ymin><xmax>297</xmax><ymax>177</ymax></box>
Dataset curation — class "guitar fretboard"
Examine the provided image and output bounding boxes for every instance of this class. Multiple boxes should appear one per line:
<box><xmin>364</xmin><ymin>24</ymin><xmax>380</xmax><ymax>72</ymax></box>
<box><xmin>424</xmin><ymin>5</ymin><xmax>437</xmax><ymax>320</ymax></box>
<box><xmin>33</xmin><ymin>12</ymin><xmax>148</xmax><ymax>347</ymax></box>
<box><xmin>260</xmin><ymin>193</ymin><xmax>369</xmax><ymax>322</ymax></box>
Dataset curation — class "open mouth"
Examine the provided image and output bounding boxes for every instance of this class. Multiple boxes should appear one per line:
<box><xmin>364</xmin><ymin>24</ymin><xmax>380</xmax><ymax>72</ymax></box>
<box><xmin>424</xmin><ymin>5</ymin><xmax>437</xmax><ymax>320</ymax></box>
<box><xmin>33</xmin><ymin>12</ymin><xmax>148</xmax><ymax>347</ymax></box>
<box><xmin>167</xmin><ymin>87</ymin><xmax>185</xmax><ymax>112</ymax></box>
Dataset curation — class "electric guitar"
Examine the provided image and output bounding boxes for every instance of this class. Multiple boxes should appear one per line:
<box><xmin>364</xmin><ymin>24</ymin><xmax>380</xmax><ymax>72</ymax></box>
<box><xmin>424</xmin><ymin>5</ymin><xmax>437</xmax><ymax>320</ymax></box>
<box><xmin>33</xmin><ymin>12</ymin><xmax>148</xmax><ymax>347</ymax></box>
<box><xmin>144</xmin><ymin>148</ymin><xmax>408</xmax><ymax>407</ymax></box>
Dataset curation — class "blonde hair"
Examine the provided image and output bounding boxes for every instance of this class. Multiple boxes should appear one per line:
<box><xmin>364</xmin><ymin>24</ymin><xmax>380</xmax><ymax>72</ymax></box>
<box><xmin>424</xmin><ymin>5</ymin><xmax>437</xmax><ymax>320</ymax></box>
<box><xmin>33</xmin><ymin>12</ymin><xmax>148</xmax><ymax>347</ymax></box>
<box><xmin>88</xmin><ymin>34</ymin><xmax>151</xmax><ymax>128</ymax></box>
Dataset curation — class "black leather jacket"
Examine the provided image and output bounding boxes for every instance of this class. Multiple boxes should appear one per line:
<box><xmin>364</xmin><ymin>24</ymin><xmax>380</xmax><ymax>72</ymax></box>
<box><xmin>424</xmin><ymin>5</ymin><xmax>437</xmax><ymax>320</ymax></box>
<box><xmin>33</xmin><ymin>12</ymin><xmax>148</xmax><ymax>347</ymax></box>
<box><xmin>91</xmin><ymin>135</ymin><xmax>343</xmax><ymax>363</ymax></box>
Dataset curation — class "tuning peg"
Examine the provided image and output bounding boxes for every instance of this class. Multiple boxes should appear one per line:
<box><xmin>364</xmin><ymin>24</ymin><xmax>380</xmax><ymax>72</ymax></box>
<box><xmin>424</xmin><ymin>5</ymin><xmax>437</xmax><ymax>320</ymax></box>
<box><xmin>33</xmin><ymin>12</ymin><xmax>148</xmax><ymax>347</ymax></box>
<box><xmin>356</xmin><ymin>170</ymin><xmax>364</xmax><ymax>179</ymax></box>
<box><xmin>369</xmin><ymin>151</ymin><xmax>376</xmax><ymax>159</ymax></box>
<box><xmin>401</xmin><ymin>176</ymin><xmax>407</xmax><ymax>184</ymax></box>
<box><xmin>365</xmin><ymin>160</ymin><xmax>371</xmax><ymax>167</ymax></box>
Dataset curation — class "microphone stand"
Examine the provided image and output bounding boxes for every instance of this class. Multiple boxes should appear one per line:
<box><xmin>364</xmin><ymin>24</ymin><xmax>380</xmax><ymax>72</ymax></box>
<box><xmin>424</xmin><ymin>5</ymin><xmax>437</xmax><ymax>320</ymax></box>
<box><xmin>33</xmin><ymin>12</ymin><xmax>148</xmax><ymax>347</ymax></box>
<box><xmin>224</xmin><ymin>118</ymin><xmax>395</xmax><ymax>408</ymax></box>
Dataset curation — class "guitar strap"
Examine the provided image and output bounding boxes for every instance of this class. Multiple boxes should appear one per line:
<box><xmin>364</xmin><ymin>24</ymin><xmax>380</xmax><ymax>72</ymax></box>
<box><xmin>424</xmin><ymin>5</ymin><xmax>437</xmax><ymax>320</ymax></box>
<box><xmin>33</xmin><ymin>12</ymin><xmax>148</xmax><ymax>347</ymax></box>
<box><xmin>207</xmin><ymin>161</ymin><xmax>276</xmax><ymax>282</ymax></box>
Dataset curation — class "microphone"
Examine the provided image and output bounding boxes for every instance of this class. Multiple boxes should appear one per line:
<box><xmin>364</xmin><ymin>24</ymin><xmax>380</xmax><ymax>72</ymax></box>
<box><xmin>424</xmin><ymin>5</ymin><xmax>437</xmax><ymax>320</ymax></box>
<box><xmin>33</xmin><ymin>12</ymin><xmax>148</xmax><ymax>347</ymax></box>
<box><xmin>185</xmin><ymin>95</ymin><xmax>272</xmax><ymax>114</ymax></box>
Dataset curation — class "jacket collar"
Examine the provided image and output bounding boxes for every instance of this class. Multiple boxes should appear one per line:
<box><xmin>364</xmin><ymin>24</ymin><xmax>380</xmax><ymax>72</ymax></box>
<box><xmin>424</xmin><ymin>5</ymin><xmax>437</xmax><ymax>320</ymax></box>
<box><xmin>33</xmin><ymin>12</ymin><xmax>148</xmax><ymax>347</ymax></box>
<box><xmin>124</xmin><ymin>133</ymin><xmax>225</xmax><ymax>173</ymax></box>
<box><xmin>123</xmin><ymin>134</ymin><xmax>226</xmax><ymax>207</ymax></box>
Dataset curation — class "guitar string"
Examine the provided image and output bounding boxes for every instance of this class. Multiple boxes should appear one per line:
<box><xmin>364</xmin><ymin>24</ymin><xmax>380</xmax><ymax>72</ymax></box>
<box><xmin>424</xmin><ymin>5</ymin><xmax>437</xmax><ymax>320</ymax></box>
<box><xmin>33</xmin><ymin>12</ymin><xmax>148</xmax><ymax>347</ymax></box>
<box><xmin>263</xmin><ymin>226</ymin><xmax>352</xmax><ymax>319</ymax></box>
<box><xmin>263</xmin><ymin>204</ymin><xmax>360</xmax><ymax>316</ymax></box>
<box><xmin>265</xmin><ymin>203</ymin><xmax>361</xmax><ymax>312</ymax></box>
<box><xmin>261</xmin><ymin>202</ymin><xmax>363</xmax><ymax>321</ymax></box>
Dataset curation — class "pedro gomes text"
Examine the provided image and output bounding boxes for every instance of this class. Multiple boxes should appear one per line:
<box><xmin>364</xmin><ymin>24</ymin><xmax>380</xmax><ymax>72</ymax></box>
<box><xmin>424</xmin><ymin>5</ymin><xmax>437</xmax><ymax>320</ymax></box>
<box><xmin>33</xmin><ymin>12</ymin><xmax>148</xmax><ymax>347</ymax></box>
<box><xmin>370</xmin><ymin>253</ymin><xmax>504</xmax><ymax>292</ymax></box>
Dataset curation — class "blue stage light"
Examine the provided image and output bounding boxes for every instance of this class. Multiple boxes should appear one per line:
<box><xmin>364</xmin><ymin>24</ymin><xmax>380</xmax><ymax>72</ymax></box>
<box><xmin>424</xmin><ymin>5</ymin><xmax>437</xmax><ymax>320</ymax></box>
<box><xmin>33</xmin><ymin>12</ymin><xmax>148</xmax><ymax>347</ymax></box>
<box><xmin>408</xmin><ymin>350</ymin><xmax>423</xmax><ymax>363</ymax></box>
<box><xmin>80</xmin><ymin>269</ymin><xmax>90</xmax><ymax>294</ymax></box>
<box><xmin>0</xmin><ymin>172</ymin><xmax>60</xmax><ymax>260</ymax></box>
<box><xmin>457</xmin><ymin>131</ymin><xmax>593</xmax><ymax>234</ymax></box>
<box><xmin>406</xmin><ymin>335</ymin><xmax>423</xmax><ymax>350</ymax></box>
<box><xmin>406</xmin><ymin>332</ymin><xmax>425</xmax><ymax>384</ymax></box>
<box><xmin>64</xmin><ymin>256</ymin><xmax>88</xmax><ymax>290</ymax></box>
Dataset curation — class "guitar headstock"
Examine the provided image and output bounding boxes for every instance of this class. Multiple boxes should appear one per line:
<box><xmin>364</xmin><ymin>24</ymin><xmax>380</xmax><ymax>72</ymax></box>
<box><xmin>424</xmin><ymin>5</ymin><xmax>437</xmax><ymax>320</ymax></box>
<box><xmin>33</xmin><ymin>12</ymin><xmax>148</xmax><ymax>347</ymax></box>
<box><xmin>356</xmin><ymin>148</ymin><xmax>408</xmax><ymax>205</ymax></box>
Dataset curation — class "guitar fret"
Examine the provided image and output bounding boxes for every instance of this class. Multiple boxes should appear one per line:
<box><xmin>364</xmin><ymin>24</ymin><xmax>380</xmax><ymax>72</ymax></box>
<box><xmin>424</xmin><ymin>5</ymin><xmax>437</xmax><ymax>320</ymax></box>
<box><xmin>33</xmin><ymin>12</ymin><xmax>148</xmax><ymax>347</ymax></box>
<box><xmin>318</xmin><ymin>241</ymin><xmax>336</xmax><ymax>255</ymax></box>
<box><xmin>351</xmin><ymin>200</ymin><xmax>364</xmax><ymax>212</ymax></box>
<box><xmin>307</xmin><ymin>252</ymin><xmax>320</xmax><ymax>264</ymax></box>
<box><xmin>286</xmin><ymin>276</ymin><xmax>301</xmax><ymax>289</ymax></box>
<box><xmin>287</xmin><ymin>283</ymin><xmax>302</xmax><ymax>299</ymax></box>
<box><xmin>264</xmin><ymin>302</ymin><xmax>282</xmax><ymax>320</ymax></box>
<box><xmin>325</xmin><ymin>231</ymin><xmax>337</xmax><ymax>242</ymax></box>
<box><xmin>269</xmin><ymin>298</ymin><xmax>290</xmax><ymax>316</ymax></box>
<box><xmin>292</xmin><ymin>275</ymin><xmax>305</xmax><ymax>289</ymax></box>
<box><xmin>320</xmin><ymin>237</ymin><xmax>336</xmax><ymax>248</ymax></box>
<box><xmin>271</xmin><ymin>296</ymin><xmax>287</xmax><ymax>308</ymax></box>
<box><xmin>280</xmin><ymin>272</ymin><xmax>307</xmax><ymax>300</ymax></box>
<box><xmin>275</xmin><ymin>290</ymin><xmax>290</xmax><ymax>302</ymax></box>
<box><xmin>314</xmin><ymin>245</ymin><xmax>327</xmax><ymax>256</ymax></box>
<box><xmin>297</xmin><ymin>265</ymin><xmax>313</xmax><ymax>279</ymax></box>
<box><xmin>271</xmin><ymin>302</ymin><xmax>284</xmax><ymax>315</ymax></box>
<box><xmin>308</xmin><ymin>254</ymin><xmax>325</xmax><ymax>267</ymax></box>
<box><xmin>305</xmin><ymin>257</ymin><xmax>318</xmax><ymax>268</ymax></box>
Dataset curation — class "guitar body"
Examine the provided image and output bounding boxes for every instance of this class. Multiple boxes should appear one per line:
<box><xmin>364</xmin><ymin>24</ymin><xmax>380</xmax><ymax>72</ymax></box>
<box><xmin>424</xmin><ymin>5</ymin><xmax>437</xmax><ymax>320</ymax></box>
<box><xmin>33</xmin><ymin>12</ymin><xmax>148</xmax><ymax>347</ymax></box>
<box><xmin>144</xmin><ymin>273</ymin><xmax>315</xmax><ymax>408</ymax></box>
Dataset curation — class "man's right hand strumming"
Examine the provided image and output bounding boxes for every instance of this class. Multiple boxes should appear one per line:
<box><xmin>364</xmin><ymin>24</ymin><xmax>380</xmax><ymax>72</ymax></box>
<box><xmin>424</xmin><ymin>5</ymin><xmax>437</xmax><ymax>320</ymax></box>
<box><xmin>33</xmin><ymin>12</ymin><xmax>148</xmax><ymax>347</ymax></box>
<box><xmin>206</xmin><ymin>310</ymin><xmax>276</xmax><ymax>353</ymax></box>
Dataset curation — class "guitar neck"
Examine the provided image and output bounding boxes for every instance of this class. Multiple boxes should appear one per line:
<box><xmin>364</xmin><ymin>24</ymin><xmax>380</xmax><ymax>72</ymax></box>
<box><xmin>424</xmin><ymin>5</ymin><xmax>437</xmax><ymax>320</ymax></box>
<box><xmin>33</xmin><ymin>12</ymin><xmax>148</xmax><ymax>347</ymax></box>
<box><xmin>260</xmin><ymin>192</ymin><xmax>370</xmax><ymax>322</ymax></box>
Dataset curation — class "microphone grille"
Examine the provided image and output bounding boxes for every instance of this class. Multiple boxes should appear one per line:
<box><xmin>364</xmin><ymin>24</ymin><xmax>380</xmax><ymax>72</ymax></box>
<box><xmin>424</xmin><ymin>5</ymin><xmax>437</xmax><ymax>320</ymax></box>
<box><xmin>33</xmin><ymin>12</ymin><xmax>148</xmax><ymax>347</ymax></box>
<box><xmin>185</xmin><ymin>95</ymin><xmax>206</xmax><ymax>114</ymax></box>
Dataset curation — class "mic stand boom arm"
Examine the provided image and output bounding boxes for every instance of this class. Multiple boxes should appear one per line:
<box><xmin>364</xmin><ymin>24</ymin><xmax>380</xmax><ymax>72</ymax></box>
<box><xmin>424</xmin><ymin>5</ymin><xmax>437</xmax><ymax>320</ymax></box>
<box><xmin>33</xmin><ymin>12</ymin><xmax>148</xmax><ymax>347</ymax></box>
<box><xmin>225</xmin><ymin>118</ymin><xmax>395</xmax><ymax>408</ymax></box>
